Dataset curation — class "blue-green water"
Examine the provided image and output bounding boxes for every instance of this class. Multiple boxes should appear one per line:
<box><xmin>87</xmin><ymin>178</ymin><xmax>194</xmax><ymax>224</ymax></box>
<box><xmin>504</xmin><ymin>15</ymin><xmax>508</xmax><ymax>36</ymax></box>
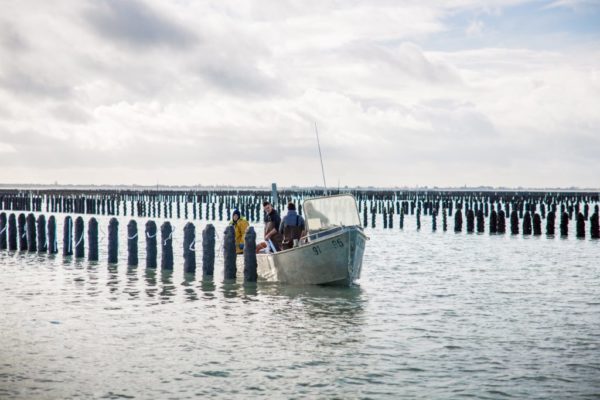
<box><xmin>1</xmin><ymin>214</ymin><xmax>599</xmax><ymax>399</ymax></box>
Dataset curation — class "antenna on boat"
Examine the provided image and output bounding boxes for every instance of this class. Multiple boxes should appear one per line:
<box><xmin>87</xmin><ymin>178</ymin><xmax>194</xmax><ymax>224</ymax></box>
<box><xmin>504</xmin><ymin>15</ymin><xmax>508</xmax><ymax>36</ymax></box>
<box><xmin>314</xmin><ymin>122</ymin><xmax>328</xmax><ymax>195</ymax></box>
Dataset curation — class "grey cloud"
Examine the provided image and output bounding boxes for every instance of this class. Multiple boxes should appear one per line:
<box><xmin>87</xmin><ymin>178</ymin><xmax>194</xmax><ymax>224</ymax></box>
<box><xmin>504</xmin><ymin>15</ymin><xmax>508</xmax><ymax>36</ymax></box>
<box><xmin>85</xmin><ymin>0</ymin><xmax>197</xmax><ymax>48</ymax></box>
<box><xmin>0</xmin><ymin>130</ymin><xmax>60</xmax><ymax>147</ymax></box>
<box><xmin>0</xmin><ymin>104</ymin><xmax>11</xmax><ymax>118</ymax></box>
<box><xmin>50</xmin><ymin>104</ymin><xmax>93</xmax><ymax>125</ymax></box>
<box><xmin>547</xmin><ymin>133</ymin><xmax>600</xmax><ymax>164</ymax></box>
<box><xmin>0</xmin><ymin>71</ymin><xmax>72</xmax><ymax>99</ymax></box>
<box><xmin>198</xmin><ymin>64</ymin><xmax>279</xmax><ymax>96</ymax></box>
<box><xmin>0</xmin><ymin>22</ymin><xmax>28</xmax><ymax>52</ymax></box>
<box><xmin>418</xmin><ymin>100</ymin><xmax>496</xmax><ymax>138</ymax></box>
<box><xmin>188</xmin><ymin>32</ymin><xmax>279</xmax><ymax>97</ymax></box>
<box><xmin>341</xmin><ymin>42</ymin><xmax>461</xmax><ymax>84</ymax></box>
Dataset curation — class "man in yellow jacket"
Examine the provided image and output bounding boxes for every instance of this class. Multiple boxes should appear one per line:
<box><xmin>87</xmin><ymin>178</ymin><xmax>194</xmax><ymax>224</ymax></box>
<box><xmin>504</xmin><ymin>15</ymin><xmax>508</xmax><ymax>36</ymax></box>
<box><xmin>230</xmin><ymin>209</ymin><xmax>249</xmax><ymax>254</ymax></box>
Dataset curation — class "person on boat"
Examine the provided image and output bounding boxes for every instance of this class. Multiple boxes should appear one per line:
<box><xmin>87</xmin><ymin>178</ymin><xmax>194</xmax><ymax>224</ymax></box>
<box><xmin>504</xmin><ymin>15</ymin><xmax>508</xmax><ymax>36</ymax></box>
<box><xmin>229</xmin><ymin>209</ymin><xmax>249</xmax><ymax>254</ymax></box>
<box><xmin>257</xmin><ymin>201</ymin><xmax>283</xmax><ymax>253</ymax></box>
<box><xmin>279</xmin><ymin>202</ymin><xmax>305</xmax><ymax>250</ymax></box>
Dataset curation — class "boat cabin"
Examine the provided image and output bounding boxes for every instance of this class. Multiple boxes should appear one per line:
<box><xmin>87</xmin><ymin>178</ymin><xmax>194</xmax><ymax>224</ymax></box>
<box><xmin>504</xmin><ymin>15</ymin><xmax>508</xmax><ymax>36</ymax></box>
<box><xmin>302</xmin><ymin>194</ymin><xmax>362</xmax><ymax>240</ymax></box>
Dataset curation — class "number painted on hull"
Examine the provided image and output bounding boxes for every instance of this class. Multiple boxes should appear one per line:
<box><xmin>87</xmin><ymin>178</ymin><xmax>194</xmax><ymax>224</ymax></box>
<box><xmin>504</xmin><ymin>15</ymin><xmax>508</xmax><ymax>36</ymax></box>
<box><xmin>332</xmin><ymin>239</ymin><xmax>344</xmax><ymax>248</ymax></box>
<box><xmin>313</xmin><ymin>239</ymin><xmax>343</xmax><ymax>256</ymax></box>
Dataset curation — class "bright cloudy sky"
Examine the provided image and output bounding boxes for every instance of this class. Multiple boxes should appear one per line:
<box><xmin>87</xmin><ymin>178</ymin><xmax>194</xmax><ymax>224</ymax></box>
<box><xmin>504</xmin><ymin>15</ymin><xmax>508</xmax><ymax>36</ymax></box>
<box><xmin>1</xmin><ymin>0</ymin><xmax>599</xmax><ymax>188</ymax></box>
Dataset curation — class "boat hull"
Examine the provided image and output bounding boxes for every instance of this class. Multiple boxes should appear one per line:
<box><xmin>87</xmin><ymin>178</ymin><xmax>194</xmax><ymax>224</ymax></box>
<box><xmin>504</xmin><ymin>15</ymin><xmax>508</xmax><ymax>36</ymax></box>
<box><xmin>255</xmin><ymin>226</ymin><xmax>366</xmax><ymax>286</ymax></box>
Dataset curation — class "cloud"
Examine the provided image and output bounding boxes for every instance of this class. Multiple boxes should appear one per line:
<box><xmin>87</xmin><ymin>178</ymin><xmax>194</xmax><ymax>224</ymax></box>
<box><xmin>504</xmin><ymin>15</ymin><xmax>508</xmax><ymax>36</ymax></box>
<box><xmin>544</xmin><ymin>0</ymin><xmax>600</xmax><ymax>9</ymax></box>
<box><xmin>84</xmin><ymin>0</ymin><xmax>197</xmax><ymax>48</ymax></box>
<box><xmin>0</xmin><ymin>142</ymin><xmax>16</xmax><ymax>153</ymax></box>
<box><xmin>466</xmin><ymin>19</ymin><xmax>484</xmax><ymax>36</ymax></box>
<box><xmin>0</xmin><ymin>71</ymin><xmax>73</xmax><ymax>99</ymax></box>
<box><xmin>50</xmin><ymin>104</ymin><xmax>94</xmax><ymax>124</ymax></box>
<box><xmin>0</xmin><ymin>22</ymin><xmax>28</xmax><ymax>53</ymax></box>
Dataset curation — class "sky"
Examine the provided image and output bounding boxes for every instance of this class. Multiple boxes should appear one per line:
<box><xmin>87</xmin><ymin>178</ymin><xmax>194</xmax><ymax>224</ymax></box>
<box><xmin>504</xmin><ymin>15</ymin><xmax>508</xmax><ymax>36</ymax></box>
<box><xmin>0</xmin><ymin>0</ymin><xmax>599</xmax><ymax>188</ymax></box>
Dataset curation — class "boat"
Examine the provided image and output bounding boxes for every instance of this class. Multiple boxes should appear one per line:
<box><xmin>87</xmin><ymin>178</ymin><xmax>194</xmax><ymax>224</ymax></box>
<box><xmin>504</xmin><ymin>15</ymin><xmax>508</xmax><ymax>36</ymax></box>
<box><xmin>255</xmin><ymin>194</ymin><xmax>368</xmax><ymax>286</ymax></box>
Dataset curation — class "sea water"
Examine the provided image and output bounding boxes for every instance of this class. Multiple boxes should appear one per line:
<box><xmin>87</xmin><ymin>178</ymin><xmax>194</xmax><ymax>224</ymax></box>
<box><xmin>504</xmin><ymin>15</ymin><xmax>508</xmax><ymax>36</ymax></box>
<box><xmin>1</xmin><ymin>213</ymin><xmax>599</xmax><ymax>399</ymax></box>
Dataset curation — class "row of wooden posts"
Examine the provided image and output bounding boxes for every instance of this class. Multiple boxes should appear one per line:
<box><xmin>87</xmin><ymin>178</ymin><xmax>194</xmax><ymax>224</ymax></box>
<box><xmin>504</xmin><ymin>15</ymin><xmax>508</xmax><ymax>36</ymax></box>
<box><xmin>0</xmin><ymin>212</ymin><xmax>257</xmax><ymax>282</ymax></box>
<box><xmin>383</xmin><ymin>206</ymin><xmax>600</xmax><ymax>238</ymax></box>
<box><xmin>1</xmin><ymin>188</ymin><xmax>599</xmax><ymax>239</ymax></box>
<box><xmin>2</xmin><ymin>189</ymin><xmax>598</xmax><ymax>225</ymax></box>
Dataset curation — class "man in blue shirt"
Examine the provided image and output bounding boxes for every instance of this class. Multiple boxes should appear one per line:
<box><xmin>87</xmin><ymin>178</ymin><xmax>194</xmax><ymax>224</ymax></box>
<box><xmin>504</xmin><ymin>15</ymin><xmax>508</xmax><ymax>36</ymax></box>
<box><xmin>279</xmin><ymin>202</ymin><xmax>306</xmax><ymax>250</ymax></box>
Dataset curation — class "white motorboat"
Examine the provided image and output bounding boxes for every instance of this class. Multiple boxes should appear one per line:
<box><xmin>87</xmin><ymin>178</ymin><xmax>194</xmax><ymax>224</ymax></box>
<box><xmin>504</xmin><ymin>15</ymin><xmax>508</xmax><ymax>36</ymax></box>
<box><xmin>255</xmin><ymin>194</ymin><xmax>368</xmax><ymax>286</ymax></box>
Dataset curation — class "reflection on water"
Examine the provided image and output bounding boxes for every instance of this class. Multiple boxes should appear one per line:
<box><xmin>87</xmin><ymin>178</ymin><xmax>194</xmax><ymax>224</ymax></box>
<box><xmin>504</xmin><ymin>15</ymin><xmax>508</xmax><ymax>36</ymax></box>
<box><xmin>124</xmin><ymin>266</ymin><xmax>139</xmax><ymax>300</ymax></box>
<box><xmin>260</xmin><ymin>283</ymin><xmax>366</xmax><ymax>329</ymax></box>
<box><xmin>86</xmin><ymin>262</ymin><xmax>100</xmax><ymax>297</ymax></box>
<box><xmin>107</xmin><ymin>264</ymin><xmax>119</xmax><ymax>297</ymax></box>
<box><xmin>159</xmin><ymin>270</ymin><xmax>175</xmax><ymax>302</ymax></box>
<box><xmin>220</xmin><ymin>281</ymin><xmax>241</xmax><ymax>299</ymax></box>
<box><xmin>181</xmin><ymin>272</ymin><xmax>197</xmax><ymax>301</ymax></box>
<box><xmin>242</xmin><ymin>282</ymin><xmax>258</xmax><ymax>298</ymax></box>
<box><xmin>198</xmin><ymin>277</ymin><xmax>216</xmax><ymax>300</ymax></box>
<box><xmin>144</xmin><ymin>267</ymin><xmax>157</xmax><ymax>298</ymax></box>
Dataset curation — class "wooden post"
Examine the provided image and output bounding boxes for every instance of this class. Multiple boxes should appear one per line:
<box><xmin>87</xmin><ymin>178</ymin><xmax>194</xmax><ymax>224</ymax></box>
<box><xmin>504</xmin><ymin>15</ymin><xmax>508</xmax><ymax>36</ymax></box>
<box><xmin>202</xmin><ymin>224</ymin><xmax>215</xmax><ymax>276</ymax></box>
<box><xmin>0</xmin><ymin>212</ymin><xmax>7</xmax><ymax>250</ymax></box>
<box><xmin>88</xmin><ymin>217</ymin><xmax>99</xmax><ymax>261</ymax></box>
<box><xmin>26</xmin><ymin>213</ymin><xmax>36</xmax><ymax>252</ymax></box>
<box><xmin>576</xmin><ymin>212</ymin><xmax>585</xmax><ymax>238</ymax></box>
<box><xmin>546</xmin><ymin>210</ymin><xmax>555</xmax><ymax>235</ymax></box>
<box><xmin>371</xmin><ymin>207</ymin><xmax>376</xmax><ymax>228</ymax></box>
<box><xmin>489</xmin><ymin>210</ymin><xmax>497</xmax><ymax>234</ymax></box>
<box><xmin>223</xmin><ymin>225</ymin><xmax>237</xmax><ymax>280</ymax></box>
<box><xmin>497</xmin><ymin>210</ymin><xmax>506</xmax><ymax>234</ymax></box>
<box><xmin>590</xmin><ymin>211</ymin><xmax>599</xmax><ymax>239</ymax></box>
<box><xmin>183</xmin><ymin>222</ymin><xmax>196</xmax><ymax>273</ymax></box>
<box><xmin>382</xmin><ymin>208</ymin><xmax>388</xmax><ymax>229</ymax></box>
<box><xmin>74</xmin><ymin>216</ymin><xmax>85</xmax><ymax>258</ymax></box>
<box><xmin>442</xmin><ymin>208</ymin><xmax>447</xmax><ymax>232</ymax></box>
<box><xmin>400</xmin><ymin>209</ymin><xmax>404</xmax><ymax>230</ymax></box>
<box><xmin>541</xmin><ymin>203</ymin><xmax>546</xmax><ymax>219</ymax></box>
<box><xmin>466</xmin><ymin>209</ymin><xmax>475</xmax><ymax>233</ymax></box>
<box><xmin>48</xmin><ymin>215</ymin><xmax>58</xmax><ymax>253</ymax></box>
<box><xmin>510</xmin><ymin>210</ymin><xmax>519</xmax><ymax>235</ymax></box>
<box><xmin>271</xmin><ymin>183</ymin><xmax>278</xmax><ymax>207</ymax></box>
<box><xmin>127</xmin><ymin>220</ymin><xmax>138</xmax><ymax>266</ymax></box>
<box><xmin>63</xmin><ymin>216</ymin><xmax>73</xmax><ymax>256</ymax></box>
<box><xmin>18</xmin><ymin>213</ymin><xmax>27</xmax><ymax>251</ymax></box>
<box><xmin>244</xmin><ymin>226</ymin><xmax>257</xmax><ymax>282</ymax></box>
<box><xmin>145</xmin><ymin>220</ymin><xmax>158</xmax><ymax>268</ymax></box>
<box><xmin>560</xmin><ymin>212</ymin><xmax>569</xmax><ymax>237</ymax></box>
<box><xmin>37</xmin><ymin>214</ymin><xmax>47</xmax><ymax>252</ymax></box>
<box><xmin>523</xmin><ymin>211</ymin><xmax>532</xmax><ymax>235</ymax></box>
<box><xmin>476</xmin><ymin>209</ymin><xmax>484</xmax><ymax>233</ymax></box>
<box><xmin>160</xmin><ymin>221</ymin><xmax>173</xmax><ymax>270</ymax></box>
<box><xmin>454</xmin><ymin>209</ymin><xmax>462</xmax><ymax>233</ymax></box>
<box><xmin>108</xmin><ymin>217</ymin><xmax>119</xmax><ymax>263</ymax></box>
<box><xmin>533</xmin><ymin>213</ymin><xmax>542</xmax><ymax>235</ymax></box>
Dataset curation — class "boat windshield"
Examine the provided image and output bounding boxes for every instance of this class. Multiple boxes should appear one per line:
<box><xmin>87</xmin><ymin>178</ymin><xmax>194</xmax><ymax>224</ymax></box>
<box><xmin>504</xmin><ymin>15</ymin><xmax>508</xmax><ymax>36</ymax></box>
<box><xmin>303</xmin><ymin>194</ymin><xmax>361</xmax><ymax>233</ymax></box>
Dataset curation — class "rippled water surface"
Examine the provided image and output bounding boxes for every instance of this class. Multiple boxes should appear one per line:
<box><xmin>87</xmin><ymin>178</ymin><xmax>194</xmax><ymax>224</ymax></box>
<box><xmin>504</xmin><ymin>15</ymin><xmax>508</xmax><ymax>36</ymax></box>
<box><xmin>1</xmin><ymin>214</ymin><xmax>599</xmax><ymax>399</ymax></box>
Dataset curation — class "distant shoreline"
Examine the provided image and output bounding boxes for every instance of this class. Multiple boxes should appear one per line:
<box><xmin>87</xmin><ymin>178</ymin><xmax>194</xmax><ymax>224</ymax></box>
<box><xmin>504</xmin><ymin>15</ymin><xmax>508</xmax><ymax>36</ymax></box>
<box><xmin>0</xmin><ymin>183</ymin><xmax>598</xmax><ymax>192</ymax></box>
